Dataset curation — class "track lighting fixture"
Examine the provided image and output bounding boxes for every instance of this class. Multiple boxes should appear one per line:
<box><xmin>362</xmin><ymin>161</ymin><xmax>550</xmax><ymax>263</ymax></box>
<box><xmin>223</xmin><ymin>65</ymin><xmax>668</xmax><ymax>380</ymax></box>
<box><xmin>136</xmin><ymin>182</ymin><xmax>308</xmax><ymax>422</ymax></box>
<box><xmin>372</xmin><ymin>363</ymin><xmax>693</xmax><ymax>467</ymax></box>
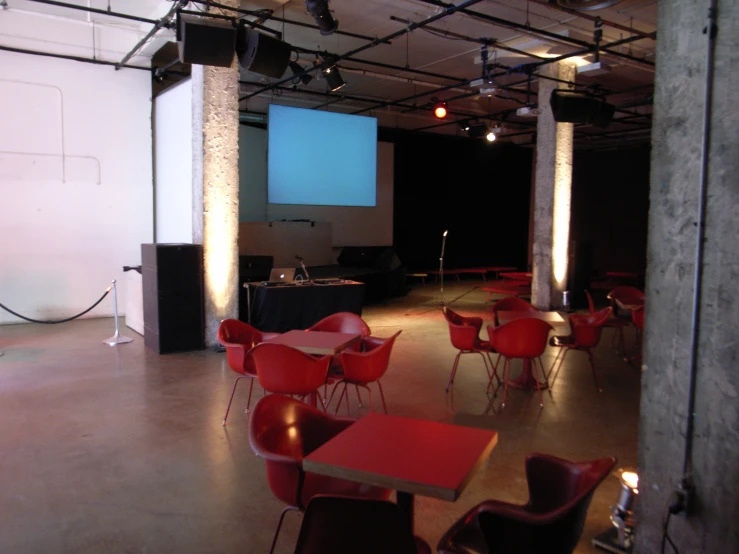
<box><xmin>289</xmin><ymin>60</ymin><xmax>312</xmax><ymax>85</ymax></box>
<box><xmin>322</xmin><ymin>59</ymin><xmax>345</xmax><ymax>92</ymax></box>
<box><xmin>433</xmin><ymin>101</ymin><xmax>448</xmax><ymax>119</ymax></box>
<box><xmin>305</xmin><ymin>0</ymin><xmax>339</xmax><ymax>36</ymax></box>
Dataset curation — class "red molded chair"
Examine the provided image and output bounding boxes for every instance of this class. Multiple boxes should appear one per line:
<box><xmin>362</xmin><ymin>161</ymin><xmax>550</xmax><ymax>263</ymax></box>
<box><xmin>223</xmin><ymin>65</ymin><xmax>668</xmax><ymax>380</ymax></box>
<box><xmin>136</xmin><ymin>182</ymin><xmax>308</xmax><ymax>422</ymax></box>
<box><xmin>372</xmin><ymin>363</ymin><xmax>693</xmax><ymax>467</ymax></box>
<box><xmin>437</xmin><ymin>453</ymin><xmax>617</xmax><ymax>554</ymax></box>
<box><xmin>308</xmin><ymin>311</ymin><xmax>371</xmax><ymax>345</ymax></box>
<box><xmin>329</xmin><ymin>331</ymin><xmax>402</xmax><ymax>415</ymax></box>
<box><xmin>606</xmin><ymin>286</ymin><xmax>645</xmax><ymax>356</ymax></box>
<box><xmin>247</xmin><ymin>343</ymin><xmax>331</xmax><ymax>409</ymax></box>
<box><xmin>443</xmin><ymin>307</ymin><xmax>498</xmax><ymax>393</ymax></box>
<box><xmin>491</xmin><ymin>296</ymin><xmax>540</xmax><ymax>326</ymax></box>
<box><xmin>294</xmin><ymin>495</ymin><xmax>418</xmax><ymax>554</ymax></box>
<box><xmin>216</xmin><ymin>319</ymin><xmax>280</xmax><ymax>425</ymax></box>
<box><xmin>548</xmin><ymin>307</ymin><xmax>613</xmax><ymax>392</ymax></box>
<box><xmin>486</xmin><ymin>318</ymin><xmax>554</xmax><ymax>408</ymax></box>
<box><xmin>249</xmin><ymin>395</ymin><xmax>391</xmax><ymax>553</ymax></box>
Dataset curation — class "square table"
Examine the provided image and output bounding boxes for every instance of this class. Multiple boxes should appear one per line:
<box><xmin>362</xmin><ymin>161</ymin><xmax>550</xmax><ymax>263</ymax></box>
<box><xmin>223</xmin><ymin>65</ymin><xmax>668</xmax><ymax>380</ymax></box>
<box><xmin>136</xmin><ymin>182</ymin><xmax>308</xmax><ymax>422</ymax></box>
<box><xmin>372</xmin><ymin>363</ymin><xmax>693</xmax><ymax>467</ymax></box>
<box><xmin>304</xmin><ymin>412</ymin><xmax>498</xmax><ymax>545</ymax></box>
<box><xmin>265</xmin><ymin>329</ymin><xmax>361</xmax><ymax>356</ymax></box>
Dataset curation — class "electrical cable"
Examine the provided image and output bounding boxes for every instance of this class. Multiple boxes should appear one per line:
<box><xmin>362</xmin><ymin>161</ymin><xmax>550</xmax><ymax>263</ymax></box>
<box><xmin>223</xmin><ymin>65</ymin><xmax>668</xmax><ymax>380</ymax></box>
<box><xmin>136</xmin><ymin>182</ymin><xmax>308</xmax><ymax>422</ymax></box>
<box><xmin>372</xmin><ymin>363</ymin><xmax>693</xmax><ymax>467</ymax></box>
<box><xmin>0</xmin><ymin>286</ymin><xmax>111</xmax><ymax>324</ymax></box>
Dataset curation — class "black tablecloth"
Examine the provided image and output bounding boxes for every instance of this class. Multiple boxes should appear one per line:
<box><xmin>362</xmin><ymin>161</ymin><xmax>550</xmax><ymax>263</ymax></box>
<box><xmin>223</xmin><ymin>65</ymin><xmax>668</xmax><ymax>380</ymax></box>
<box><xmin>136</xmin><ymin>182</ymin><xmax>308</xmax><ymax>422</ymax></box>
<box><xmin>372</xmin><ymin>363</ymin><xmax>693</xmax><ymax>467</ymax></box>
<box><xmin>243</xmin><ymin>280</ymin><xmax>365</xmax><ymax>333</ymax></box>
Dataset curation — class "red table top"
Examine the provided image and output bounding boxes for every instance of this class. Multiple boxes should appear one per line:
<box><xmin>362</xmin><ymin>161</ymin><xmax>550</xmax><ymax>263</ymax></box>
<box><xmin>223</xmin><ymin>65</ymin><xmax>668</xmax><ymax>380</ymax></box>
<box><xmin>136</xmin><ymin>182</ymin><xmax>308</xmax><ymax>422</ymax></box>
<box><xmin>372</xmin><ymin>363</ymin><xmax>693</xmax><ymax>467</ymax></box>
<box><xmin>496</xmin><ymin>310</ymin><xmax>566</xmax><ymax>327</ymax></box>
<box><xmin>266</xmin><ymin>329</ymin><xmax>361</xmax><ymax>355</ymax></box>
<box><xmin>303</xmin><ymin>413</ymin><xmax>498</xmax><ymax>502</ymax></box>
<box><xmin>499</xmin><ymin>272</ymin><xmax>533</xmax><ymax>281</ymax></box>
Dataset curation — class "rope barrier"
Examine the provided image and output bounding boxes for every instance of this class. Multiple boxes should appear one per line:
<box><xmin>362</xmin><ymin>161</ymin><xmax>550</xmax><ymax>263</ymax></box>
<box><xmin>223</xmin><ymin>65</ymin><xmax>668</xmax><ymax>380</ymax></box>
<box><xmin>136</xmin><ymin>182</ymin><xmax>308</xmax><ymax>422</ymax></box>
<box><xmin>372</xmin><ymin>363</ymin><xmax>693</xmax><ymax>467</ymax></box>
<box><xmin>0</xmin><ymin>286</ymin><xmax>112</xmax><ymax>324</ymax></box>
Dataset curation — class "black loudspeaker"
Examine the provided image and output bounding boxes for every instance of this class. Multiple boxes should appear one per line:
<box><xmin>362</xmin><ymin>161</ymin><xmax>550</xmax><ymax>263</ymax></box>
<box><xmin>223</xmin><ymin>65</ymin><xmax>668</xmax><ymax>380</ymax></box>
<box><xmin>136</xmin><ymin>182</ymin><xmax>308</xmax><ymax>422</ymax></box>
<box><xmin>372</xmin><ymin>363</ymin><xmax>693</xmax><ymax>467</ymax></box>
<box><xmin>236</xmin><ymin>27</ymin><xmax>292</xmax><ymax>78</ymax></box>
<box><xmin>142</xmin><ymin>244</ymin><xmax>204</xmax><ymax>354</ymax></box>
<box><xmin>178</xmin><ymin>14</ymin><xmax>237</xmax><ymax>68</ymax></box>
<box><xmin>239</xmin><ymin>255</ymin><xmax>273</xmax><ymax>282</ymax></box>
<box><xmin>338</xmin><ymin>247</ymin><xmax>402</xmax><ymax>271</ymax></box>
<box><xmin>550</xmin><ymin>90</ymin><xmax>615</xmax><ymax>129</ymax></box>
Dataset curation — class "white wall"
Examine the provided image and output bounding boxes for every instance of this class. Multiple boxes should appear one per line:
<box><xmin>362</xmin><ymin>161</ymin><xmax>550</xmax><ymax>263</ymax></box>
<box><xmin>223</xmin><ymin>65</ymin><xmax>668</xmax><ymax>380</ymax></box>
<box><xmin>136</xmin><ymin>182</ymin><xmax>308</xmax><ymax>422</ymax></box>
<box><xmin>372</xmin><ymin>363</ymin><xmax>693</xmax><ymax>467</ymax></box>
<box><xmin>154</xmin><ymin>78</ymin><xmax>193</xmax><ymax>243</ymax></box>
<box><xmin>239</xmin><ymin>126</ymin><xmax>394</xmax><ymax>247</ymax></box>
<box><xmin>0</xmin><ymin>50</ymin><xmax>153</xmax><ymax>324</ymax></box>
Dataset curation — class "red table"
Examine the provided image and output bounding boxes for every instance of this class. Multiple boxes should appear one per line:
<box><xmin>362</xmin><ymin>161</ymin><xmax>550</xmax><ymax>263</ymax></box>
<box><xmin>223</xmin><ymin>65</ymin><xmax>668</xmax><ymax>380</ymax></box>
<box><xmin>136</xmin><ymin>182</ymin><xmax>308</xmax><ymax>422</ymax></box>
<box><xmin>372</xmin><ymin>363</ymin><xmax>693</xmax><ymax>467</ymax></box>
<box><xmin>265</xmin><ymin>329</ymin><xmax>360</xmax><ymax>355</ymax></box>
<box><xmin>495</xmin><ymin>311</ymin><xmax>565</xmax><ymax>391</ymax></box>
<box><xmin>304</xmin><ymin>413</ymin><xmax>498</xmax><ymax>550</ymax></box>
<box><xmin>499</xmin><ymin>271</ymin><xmax>533</xmax><ymax>282</ymax></box>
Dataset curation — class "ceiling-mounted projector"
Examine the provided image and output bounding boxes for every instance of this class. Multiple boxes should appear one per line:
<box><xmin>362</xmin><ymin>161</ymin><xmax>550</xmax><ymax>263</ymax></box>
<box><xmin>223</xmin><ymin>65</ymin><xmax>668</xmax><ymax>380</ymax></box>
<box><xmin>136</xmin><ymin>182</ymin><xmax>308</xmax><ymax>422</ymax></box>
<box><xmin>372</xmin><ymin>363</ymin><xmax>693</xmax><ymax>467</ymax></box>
<box><xmin>516</xmin><ymin>106</ymin><xmax>540</xmax><ymax>117</ymax></box>
<box><xmin>577</xmin><ymin>61</ymin><xmax>612</xmax><ymax>75</ymax></box>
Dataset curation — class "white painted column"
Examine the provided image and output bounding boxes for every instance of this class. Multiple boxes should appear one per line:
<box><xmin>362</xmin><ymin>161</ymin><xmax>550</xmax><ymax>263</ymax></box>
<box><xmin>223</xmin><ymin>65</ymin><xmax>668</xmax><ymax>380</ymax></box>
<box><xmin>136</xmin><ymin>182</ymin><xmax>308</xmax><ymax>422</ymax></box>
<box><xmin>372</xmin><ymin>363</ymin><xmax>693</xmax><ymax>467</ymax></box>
<box><xmin>191</xmin><ymin>0</ymin><xmax>240</xmax><ymax>346</ymax></box>
<box><xmin>531</xmin><ymin>61</ymin><xmax>575</xmax><ymax>310</ymax></box>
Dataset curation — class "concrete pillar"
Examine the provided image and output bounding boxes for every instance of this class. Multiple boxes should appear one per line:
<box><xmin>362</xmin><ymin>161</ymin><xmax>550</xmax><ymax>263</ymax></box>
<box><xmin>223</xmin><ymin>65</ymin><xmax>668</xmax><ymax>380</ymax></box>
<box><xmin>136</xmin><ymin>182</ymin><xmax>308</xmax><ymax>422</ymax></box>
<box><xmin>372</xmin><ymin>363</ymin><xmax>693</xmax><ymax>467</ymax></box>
<box><xmin>531</xmin><ymin>62</ymin><xmax>575</xmax><ymax>310</ymax></box>
<box><xmin>191</xmin><ymin>0</ymin><xmax>240</xmax><ymax>347</ymax></box>
<box><xmin>636</xmin><ymin>1</ymin><xmax>739</xmax><ymax>552</ymax></box>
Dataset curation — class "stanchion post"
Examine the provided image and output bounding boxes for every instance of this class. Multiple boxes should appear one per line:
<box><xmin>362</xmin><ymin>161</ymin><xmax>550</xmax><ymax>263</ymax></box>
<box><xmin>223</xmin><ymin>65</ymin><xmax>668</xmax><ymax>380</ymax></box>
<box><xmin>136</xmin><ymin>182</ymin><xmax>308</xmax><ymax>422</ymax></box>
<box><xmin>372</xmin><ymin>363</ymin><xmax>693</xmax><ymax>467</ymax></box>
<box><xmin>103</xmin><ymin>279</ymin><xmax>133</xmax><ymax>346</ymax></box>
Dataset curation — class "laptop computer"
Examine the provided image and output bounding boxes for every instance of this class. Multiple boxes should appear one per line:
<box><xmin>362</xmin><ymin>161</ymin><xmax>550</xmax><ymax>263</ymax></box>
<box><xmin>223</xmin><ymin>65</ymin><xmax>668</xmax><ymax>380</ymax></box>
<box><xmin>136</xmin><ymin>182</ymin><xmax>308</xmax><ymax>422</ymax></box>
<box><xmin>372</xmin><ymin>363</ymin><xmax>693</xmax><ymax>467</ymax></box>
<box><xmin>267</xmin><ymin>267</ymin><xmax>296</xmax><ymax>284</ymax></box>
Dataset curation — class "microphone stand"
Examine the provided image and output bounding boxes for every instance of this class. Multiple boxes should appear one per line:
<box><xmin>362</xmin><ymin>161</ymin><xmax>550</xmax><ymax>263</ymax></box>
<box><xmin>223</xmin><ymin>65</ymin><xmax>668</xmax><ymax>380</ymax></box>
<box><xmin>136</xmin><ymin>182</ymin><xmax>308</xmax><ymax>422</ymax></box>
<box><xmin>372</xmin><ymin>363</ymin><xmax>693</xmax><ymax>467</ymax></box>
<box><xmin>439</xmin><ymin>230</ymin><xmax>448</xmax><ymax>307</ymax></box>
<box><xmin>296</xmin><ymin>256</ymin><xmax>311</xmax><ymax>281</ymax></box>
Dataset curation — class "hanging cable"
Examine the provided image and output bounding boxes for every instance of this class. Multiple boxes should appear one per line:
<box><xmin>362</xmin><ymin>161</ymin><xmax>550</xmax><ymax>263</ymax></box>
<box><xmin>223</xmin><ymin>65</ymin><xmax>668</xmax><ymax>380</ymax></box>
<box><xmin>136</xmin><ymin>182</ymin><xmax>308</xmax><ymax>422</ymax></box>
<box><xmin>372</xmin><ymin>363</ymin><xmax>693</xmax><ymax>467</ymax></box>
<box><xmin>0</xmin><ymin>286</ymin><xmax>112</xmax><ymax>324</ymax></box>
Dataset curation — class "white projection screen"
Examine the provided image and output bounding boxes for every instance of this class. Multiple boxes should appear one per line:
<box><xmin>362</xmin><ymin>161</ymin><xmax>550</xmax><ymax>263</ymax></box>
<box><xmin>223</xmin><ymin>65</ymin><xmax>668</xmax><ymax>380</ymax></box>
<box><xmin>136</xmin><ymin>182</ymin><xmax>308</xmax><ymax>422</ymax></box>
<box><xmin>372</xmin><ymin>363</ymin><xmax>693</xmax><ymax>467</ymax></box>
<box><xmin>267</xmin><ymin>104</ymin><xmax>377</xmax><ymax>207</ymax></box>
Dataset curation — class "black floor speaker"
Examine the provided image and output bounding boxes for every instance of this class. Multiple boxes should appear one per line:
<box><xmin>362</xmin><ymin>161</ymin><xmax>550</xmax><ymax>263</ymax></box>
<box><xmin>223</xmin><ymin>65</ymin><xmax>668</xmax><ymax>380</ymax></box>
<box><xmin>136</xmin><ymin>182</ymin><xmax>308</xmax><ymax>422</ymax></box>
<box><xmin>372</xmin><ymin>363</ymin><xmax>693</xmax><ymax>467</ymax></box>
<box><xmin>236</xmin><ymin>27</ymin><xmax>291</xmax><ymax>78</ymax></box>
<box><xmin>142</xmin><ymin>244</ymin><xmax>205</xmax><ymax>354</ymax></box>
<box><xmin>338</xmin><ymin>246</ymin><xmax>401</xmax><ymax>271</ymax></box>
<box><xmin>178</xmin><ymin>14</ymin><xmax>237</xmax><ymax>68</ymax></box>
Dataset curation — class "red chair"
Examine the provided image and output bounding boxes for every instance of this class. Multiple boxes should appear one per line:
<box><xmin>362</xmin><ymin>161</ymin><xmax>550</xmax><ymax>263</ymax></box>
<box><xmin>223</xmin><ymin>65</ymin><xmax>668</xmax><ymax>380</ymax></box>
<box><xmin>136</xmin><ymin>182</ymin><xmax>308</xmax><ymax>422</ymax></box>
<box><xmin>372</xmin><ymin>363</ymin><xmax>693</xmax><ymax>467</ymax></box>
<box><xmin>249</xmin><ymin>395</ymin><xmax>391</xmax><ymax>553</ymax></box>
<box><xmin>329</xmin><ymin>331</ymin><xmax>402</xmax><ymax>415</ymax></box>
<box><xmin>294</xmin><ymin>495</ymin><xmax>418</xmax><ymax>554</ymax></box>
<box><xmin>548</xmin><ymin>307</ymin><xmax>613</xmax><ymax>392</ymax></box>
<box><xmin>308</xmin><ymin>311</ymin><xmax>371</xmax><ymax>344</ymax></box>
<box><xmin>491</xmin><ymin>296</ymin><xmax>539</xmax><ymax>326</ymax></box>
<box><xmin>486</xmin><ymin>318</ymin><xmax>554</xmax><ymax>408</ymax></box>
<box><xmin>437</xmin><ymin>453</ymin><xmax>616</xmax><ymax>554</ymax></box>
<box><xmin>247</xmin><ymin>342</ymin><xmax>331</xmax><ymax>409</ymax></box>
<box><xmin>443</xmin><ymin>307</ymin><xmax>498</xmax><ymax>393</ymax></box>
<box><xmin>606</xmin><ymin>286</ymin><xmax>645</xmax><ymax>356</ymax></box>
<box><xmin>216</xmin><ymin>319</ymin><xmax>280</xmax><ymax>425</ymax></box>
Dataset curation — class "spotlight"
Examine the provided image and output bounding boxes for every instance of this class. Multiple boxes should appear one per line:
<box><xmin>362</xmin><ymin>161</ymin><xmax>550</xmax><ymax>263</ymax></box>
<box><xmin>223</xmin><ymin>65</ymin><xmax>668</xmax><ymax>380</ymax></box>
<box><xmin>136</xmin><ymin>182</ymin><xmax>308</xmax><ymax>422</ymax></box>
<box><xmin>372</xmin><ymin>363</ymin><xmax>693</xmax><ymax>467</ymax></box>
<box><xmin>289</xmin><ymin>61</ymin><xmax>312</xmax><ymax>85</ymax></box>
<box><xmin>593</xmin><ymin>468</ymin><xmax>639</xmax><ymax>553</ymax></box>
<box><xmin>322</xmin><ymin>61</ymin><xmax>345</xmax><ymax>92</ymax></box>
<box><xmin>305</xmin><ymin>0</ymin><xmax>339</xmax><ymax>36</ymax></box>
<box><xmin>486</xmin><ymin>129</ymin><xmax>496</xmax><ymax>142</ymax></box>
<box><xmin>433</xmin><ymin>101</ymin><xmax>448</xmax><ymax>119</ymax></box>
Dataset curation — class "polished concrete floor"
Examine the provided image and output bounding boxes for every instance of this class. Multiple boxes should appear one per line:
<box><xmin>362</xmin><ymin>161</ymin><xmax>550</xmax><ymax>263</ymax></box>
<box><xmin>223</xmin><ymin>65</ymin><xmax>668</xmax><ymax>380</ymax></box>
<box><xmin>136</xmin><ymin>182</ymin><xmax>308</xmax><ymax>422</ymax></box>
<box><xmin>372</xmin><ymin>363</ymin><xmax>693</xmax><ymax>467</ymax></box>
<box><xmin>0</xmin><ymin>280</ymin><xmax>641</xmax><ymax>554</ymax></box>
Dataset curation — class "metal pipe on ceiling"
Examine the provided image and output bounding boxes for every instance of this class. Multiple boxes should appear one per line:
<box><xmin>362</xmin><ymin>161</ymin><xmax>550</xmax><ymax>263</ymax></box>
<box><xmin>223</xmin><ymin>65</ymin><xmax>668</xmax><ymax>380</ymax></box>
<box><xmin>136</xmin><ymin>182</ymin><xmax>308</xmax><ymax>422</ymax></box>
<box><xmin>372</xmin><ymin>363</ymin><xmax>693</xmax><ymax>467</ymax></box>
<box><xmin>240</xmin><ymin>0</ymin><xmax>485</xmax><ymax>102</ymax></box>
<box><xmin>22</xmin><ymin>0</ymin><xmax>159</xmax><ymax>25</ymax></box>
<box><xmin>115</xmin><ymin>1</ymin><xmax>181</xmax><ymax>70</ymax></box>
<box><xmin>412</xmin><ymin>0</ymin><xmax>654</xmax><ymax>67</ymax></box>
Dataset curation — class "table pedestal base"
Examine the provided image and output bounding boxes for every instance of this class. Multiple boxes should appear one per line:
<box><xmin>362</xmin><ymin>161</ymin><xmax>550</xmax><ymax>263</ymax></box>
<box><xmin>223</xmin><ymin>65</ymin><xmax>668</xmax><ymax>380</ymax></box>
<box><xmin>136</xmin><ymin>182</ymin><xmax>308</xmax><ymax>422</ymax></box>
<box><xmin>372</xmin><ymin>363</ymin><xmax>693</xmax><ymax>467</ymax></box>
<box><xmin>397</xmin><ymin>491</ymin><xmax>431</xmax><ymax>554</ymax></box>
<box><xmin>507</xmin><ymin>359</ymin><xmax>548</xmax><ymax>391</ymax></box>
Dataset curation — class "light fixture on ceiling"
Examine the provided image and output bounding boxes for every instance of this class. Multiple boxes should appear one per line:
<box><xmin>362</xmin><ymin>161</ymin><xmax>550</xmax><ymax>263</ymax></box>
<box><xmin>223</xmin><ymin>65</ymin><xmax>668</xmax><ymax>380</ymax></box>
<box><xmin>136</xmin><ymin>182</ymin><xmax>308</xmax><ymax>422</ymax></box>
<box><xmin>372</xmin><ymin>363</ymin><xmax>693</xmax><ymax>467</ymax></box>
<box><xmin>289</xmin><ymin>60</ymin><xmax>312</xmax><ymax>85</ymax></box>
<box><xmin>555</xmin><ymin>0</ymin><xmax>622</xmax><ymax>10</ymax></box>
<box><xmin>305</xmin><ymin>0</ymin><xmax>339</xmax><ymax>36</ymax></box>
<box><xmin>433</xmin><ymin>101</ymin><xmax>448</xmax><ymax>119</ymax></box>
<box><xmin>486</xmin><ymin>130</ymin><xmax>496</xmax><ymax>142</ymax></box>
<box><xmin>592</xmin><ymin>468</ymin><xmax>639</xmax><ymax>553</ymax></box>
<box><xmin>322</xmin><ymin>59</ymin><xmax>345</xmax><ymax>92</ymax></box>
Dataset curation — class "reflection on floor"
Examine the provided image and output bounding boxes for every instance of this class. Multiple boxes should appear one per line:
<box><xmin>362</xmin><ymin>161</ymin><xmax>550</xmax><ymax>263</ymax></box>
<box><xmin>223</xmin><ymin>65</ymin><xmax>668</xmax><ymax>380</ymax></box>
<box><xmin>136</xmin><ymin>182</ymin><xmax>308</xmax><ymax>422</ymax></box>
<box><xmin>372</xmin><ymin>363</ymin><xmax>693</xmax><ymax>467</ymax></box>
<box><xmin>0</xmin><ymin>280</ymin><xmax>641</xmax><ymax>554</ymax></box>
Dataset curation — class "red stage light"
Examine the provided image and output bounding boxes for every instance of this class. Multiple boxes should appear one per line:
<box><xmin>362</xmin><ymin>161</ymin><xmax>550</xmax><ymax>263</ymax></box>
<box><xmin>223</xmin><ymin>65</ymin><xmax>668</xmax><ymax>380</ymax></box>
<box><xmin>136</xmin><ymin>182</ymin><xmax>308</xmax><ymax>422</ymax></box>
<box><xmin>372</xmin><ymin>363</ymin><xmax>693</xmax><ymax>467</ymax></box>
<box><xmin>434</xmin><ymin>102</ymin><xmax>448</xmax><ymax>119</ymax></box>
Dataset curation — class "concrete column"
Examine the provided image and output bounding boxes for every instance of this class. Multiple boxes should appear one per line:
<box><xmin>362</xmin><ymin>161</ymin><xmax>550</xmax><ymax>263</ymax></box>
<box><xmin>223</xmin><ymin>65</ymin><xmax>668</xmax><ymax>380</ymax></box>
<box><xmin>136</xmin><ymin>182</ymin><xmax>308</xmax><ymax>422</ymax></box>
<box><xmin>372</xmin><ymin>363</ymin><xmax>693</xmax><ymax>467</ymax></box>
<box><xmin>190</xmin><ymin>0</ymin><xmax>240</xmax><ymax>347</ymax></box>
<box><xmin>636</xmin><ymin>1</ymin><xmax>739</xmax><ymax>552</ymax></box>
<box><xmin>531</xmin><ymin>62</ymin><xmax>575</xmax><ymax>310</ymax></box>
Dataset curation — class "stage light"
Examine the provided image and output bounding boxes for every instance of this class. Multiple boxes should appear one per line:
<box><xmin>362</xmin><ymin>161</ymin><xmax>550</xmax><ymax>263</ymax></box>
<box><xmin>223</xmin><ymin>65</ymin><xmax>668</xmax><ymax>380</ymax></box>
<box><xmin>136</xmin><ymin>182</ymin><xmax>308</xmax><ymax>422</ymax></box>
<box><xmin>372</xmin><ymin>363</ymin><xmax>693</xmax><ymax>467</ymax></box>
<box><xmin>323</xmin><ymin>62</ymin><xmax>345</xmax><ymax>91</ymax></box>
<box><xmin>434</xmin><ymin>101</ymin><xmax>448</xmax><ymax>119</ymax></box>
<box><xmin>305</xmin><ymin>0</ymin><xmax>339</xmax><ymax>36</ymax></box>
<box><xmin>593</xmin><ymin>468</ymin><xmax>639</xmax><ymax>553</ymax></box>
<box><xmin>486</xmin><ymin>130</ymin><xmax>496</xmax><ymax>142</ymax></box>
<box><xmin>289</xmin><ymin>61</ymin><xmax>312</xmax><ymax>85</ymax></box>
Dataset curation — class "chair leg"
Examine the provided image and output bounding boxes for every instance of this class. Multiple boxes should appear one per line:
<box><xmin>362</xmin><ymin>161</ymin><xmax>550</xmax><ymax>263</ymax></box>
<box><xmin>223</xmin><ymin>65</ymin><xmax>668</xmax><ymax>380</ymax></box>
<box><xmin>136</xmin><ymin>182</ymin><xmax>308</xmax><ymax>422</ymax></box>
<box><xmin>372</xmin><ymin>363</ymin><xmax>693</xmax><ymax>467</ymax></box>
<box><xmin>548</xmin><ymin>348</ymin><xmax>570</xmax><ymax>390</ymax></box>
<box><xmin>325</xmin><ymin>381</ymin><xmax>343</xmax><ymax>411</ymax></box>
<box><xmin>588</xmin><ymin>350</ymin><xmax>603</xmax><ymax>392</ymax></box>
<box><xmin>376</xmin><ymin>380</ymin><xmax>389</xmax><ymax>414</ymax></box>
<box><xmin>222</xmin><ymin>375</ymin><xmax>246</xmax><ymax>426</ymax></box>
<box><xmin>533</xmin><ymin>358</ymin><xmax>544</xmax><ymax>408</ymax></box>
<box><xmin>501</xmin><ymin>359</ymin><xmax>511</xmax><ymax>408</ymax></box>
<box><xmin>333</xmin><ymin>383</ymin><xmax>349</xmax><ymax>416</ymax></box>
<box><xmin>360</xmin><ymin>384</ymin><xmax>374</xmax><ymax>412</ymax></box>
<box><xmin>446</xmin><ymin>352</ymin><xmax>462</xmax><ymax>392</ymax></box>
<box><xmin>355</xmin><ymin>385</ymin><xmax>363</xmax><ymax>408</ymax></box>
<box><xmin>269</xmin><ymin>505</ymin><xmax>300</xmax><ymax>554</ymax></box>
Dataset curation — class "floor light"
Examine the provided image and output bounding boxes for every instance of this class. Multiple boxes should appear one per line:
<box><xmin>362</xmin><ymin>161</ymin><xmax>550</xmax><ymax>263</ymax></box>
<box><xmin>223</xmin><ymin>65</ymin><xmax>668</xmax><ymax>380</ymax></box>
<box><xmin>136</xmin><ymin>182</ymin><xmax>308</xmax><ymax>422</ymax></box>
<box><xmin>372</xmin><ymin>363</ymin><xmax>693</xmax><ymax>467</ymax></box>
<box><xmin>593</xmin><ymin>469</ymin><xmax>639</xmax><ymax>553</ymax></box>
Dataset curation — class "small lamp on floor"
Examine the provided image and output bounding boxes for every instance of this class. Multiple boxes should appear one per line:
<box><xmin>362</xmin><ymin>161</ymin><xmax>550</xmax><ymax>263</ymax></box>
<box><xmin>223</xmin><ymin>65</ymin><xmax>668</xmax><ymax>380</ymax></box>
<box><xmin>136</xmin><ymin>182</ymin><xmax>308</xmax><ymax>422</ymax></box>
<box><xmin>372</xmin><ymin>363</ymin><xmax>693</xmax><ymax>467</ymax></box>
<box><xmin>593</xmin><ymin>468</ymin><xmax>639</xmax><ymax>553</ymax></box>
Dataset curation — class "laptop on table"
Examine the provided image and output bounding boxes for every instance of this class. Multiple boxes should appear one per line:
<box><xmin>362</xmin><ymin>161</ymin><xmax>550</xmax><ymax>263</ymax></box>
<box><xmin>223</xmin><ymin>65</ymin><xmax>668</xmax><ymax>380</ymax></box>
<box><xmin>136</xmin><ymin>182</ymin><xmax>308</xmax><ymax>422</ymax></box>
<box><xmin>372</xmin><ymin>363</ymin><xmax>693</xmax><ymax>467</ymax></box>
<box><xmin>266</xmin><ymin>268</ymin><xmax>296</xmax><ymax>285</ymax></box>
